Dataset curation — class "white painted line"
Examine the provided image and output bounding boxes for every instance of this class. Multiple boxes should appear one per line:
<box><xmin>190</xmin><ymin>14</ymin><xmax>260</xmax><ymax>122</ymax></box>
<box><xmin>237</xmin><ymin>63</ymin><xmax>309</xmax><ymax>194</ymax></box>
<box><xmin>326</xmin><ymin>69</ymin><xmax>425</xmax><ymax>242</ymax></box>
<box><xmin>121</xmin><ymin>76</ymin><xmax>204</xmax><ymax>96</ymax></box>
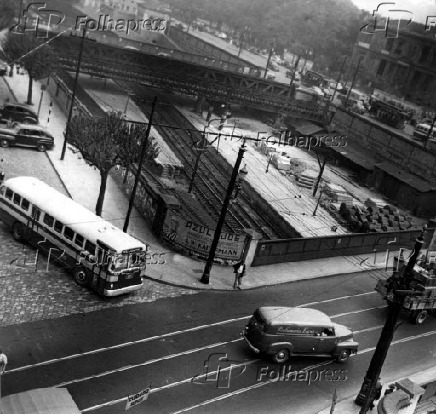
<box><xmin>330</xmin><ymin>306</ymin><xmax>387</xmax><ymax>319</ymax></box>
<box><xmin>166</xmin><ymin>330</ymin><xmax>436</xmax><ymax>414</ymax></box>
<box><xmin>6</xmin><ymin>291</ymin><xmax>378</xmax><ymax>374</ymax></box>
<box><xmin>54</xmin><ymin>339</ymin><xmax>243</xmax><ymax>388</ymax></box>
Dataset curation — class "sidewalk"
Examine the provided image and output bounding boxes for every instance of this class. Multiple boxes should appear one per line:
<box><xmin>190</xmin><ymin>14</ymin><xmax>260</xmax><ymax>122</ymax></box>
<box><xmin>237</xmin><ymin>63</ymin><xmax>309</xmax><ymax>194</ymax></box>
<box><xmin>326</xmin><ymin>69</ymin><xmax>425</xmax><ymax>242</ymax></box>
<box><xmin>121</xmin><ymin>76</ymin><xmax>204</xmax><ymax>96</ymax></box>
<box><xmin>318</xmin><ymin>366</ymin><xmax>436</xmax><ymax>414</ymax></box>
<box><xmin>1</xmin><ymin>72</ymin><xmax>396</xmax><ymax>290</ymax></box>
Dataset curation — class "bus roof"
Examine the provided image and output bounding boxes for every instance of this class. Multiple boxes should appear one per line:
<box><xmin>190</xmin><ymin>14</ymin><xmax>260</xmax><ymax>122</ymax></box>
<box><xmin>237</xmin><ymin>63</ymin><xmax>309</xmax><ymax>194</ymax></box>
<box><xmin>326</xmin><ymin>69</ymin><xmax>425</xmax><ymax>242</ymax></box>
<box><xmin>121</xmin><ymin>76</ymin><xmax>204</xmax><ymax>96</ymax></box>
<box><xmin>257</xmin><ymin>307</ymin><xmax>332</xmax><ymax>326</ymax></box>
<box><xmin>3</xmin><ymin>177</ymin><xmax>146</xmax><ymax>253</ymax></box>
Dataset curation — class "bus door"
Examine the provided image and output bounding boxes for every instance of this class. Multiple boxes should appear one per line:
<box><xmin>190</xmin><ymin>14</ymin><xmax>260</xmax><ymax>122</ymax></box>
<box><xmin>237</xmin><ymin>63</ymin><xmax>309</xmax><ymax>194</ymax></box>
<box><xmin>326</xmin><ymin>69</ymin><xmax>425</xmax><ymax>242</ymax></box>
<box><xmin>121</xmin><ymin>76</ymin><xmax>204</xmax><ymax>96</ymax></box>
<box><xmin>26</xmin><ymin>205</ymin><xmax>44</xmax><ymax>245</ymax></box>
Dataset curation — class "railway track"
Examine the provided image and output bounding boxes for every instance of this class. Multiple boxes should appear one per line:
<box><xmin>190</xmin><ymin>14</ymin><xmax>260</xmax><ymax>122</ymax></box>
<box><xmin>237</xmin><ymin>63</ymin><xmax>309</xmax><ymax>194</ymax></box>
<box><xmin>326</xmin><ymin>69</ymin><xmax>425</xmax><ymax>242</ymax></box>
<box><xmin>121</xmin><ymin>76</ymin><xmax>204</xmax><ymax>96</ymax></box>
<box><xmin>119</xmin><ymin>82</ymin><xmax>288</xmax><ymax>239</ymax></box>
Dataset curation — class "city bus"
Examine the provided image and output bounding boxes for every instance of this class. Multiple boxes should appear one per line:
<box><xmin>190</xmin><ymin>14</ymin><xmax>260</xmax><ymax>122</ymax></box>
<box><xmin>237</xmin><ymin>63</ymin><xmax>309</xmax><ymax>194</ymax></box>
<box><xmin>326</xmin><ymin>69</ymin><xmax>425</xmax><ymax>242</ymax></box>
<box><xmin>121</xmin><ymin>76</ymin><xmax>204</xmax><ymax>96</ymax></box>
<box><xmin>0</xmin><ymin>176</ymin><xmax>147</xmax><ymax>296</ymax></box>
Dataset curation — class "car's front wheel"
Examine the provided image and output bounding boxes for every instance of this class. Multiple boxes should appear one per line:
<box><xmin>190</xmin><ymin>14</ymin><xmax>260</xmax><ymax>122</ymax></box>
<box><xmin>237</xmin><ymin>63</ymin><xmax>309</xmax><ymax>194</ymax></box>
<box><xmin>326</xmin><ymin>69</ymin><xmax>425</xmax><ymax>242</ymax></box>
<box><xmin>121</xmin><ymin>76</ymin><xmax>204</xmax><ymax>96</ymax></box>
<box><xmin>36</xmin><ymin>143</ymin><xmax>47</xmax><ymax>152</ymax></box>
<box><xmin>0</xmin><ymin>139</ymin><xmax>10</xmax><ymax>148</ymax></box>
<box><xmin>336</xmin><ymin>349</ymin><xmax>351</xmax><ymax>363</ymax></box>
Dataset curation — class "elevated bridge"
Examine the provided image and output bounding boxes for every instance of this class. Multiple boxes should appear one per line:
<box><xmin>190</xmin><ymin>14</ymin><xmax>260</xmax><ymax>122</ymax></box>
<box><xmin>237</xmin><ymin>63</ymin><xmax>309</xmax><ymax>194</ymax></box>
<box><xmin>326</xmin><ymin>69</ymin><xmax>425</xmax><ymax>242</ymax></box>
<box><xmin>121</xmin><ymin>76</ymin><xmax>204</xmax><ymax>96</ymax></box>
<box><xmin>51</xmin><ymin>35</ymin><xmax>332</xmax><ymax>124</ymax></box>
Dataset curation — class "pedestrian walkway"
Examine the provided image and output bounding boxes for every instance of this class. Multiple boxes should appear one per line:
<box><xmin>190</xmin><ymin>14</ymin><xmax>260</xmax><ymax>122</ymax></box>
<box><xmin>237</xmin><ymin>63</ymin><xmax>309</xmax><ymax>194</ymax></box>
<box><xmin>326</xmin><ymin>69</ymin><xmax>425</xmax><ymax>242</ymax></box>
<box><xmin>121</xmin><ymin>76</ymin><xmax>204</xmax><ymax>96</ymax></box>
<box><xmin>318</xmin><ymin>366</ymin><xmax>436</xmax><ymax>414</ymax></box>
<box><xmin>1</xmin><ymin>71</ymin><xmax>402</xmax><ymax>291</ymax></box>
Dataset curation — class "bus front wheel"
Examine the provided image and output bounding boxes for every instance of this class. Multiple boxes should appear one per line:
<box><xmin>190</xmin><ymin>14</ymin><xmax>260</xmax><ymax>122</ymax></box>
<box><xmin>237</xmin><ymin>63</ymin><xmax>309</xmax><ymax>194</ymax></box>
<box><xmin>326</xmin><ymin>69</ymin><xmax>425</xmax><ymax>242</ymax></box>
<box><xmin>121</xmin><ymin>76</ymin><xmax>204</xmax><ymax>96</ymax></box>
<box><xmin>12</xmin><ymin>222</ymin><xmax>25</xmax><ymax>242</ymax></box>
<box><xmin>74</xmin><ymin>267</ymin><xmax>90</xmax><ymax>287</ymax></box>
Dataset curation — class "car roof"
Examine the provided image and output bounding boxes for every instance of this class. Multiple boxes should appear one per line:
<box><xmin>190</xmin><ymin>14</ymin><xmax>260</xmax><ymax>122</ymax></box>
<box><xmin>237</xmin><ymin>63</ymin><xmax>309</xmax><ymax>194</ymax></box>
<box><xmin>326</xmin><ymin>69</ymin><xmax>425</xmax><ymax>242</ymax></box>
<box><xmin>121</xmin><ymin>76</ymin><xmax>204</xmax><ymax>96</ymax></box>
<box><xmin>13</xmin><ymin>123</ymin><xmax>50</xmax><ymax>132</ymax></box>
<box><xmin>257</xmin><ymin>307</ymin><xmax>332</xmax><ymax>326</ymax></box>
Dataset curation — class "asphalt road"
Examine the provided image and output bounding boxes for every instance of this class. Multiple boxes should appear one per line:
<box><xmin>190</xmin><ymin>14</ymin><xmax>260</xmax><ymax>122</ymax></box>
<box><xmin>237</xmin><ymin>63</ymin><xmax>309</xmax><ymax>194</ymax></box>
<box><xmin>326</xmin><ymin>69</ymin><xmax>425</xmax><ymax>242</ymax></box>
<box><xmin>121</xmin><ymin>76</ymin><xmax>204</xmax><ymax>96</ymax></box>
<box><xmin>2</xmin><ymin>269</ymin><xmax>436</xmax><ymax>414</ymax></box>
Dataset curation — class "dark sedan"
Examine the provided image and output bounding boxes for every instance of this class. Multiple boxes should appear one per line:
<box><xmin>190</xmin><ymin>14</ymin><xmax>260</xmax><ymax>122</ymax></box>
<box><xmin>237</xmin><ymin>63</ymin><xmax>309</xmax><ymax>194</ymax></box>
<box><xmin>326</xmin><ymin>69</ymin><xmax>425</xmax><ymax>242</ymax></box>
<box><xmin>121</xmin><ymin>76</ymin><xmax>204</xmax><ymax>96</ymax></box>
<box><xmin>0</xmin><ymin>124</ymin><xmax>54</xmax><ymax>152</ymax></box>
<box><xmin>0</xmin><ymin>103</ymin><xmax>39</xmax><ymax>124</ymax></box>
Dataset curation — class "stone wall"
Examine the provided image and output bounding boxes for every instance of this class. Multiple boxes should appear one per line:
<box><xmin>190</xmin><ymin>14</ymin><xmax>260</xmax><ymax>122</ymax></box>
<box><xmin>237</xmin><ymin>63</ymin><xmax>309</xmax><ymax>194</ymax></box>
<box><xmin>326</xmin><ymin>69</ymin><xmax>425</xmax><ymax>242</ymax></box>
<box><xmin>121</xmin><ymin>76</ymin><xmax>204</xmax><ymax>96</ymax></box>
<box><xmin>331</xmin><ymin>108</ymin><xmax>436</xmax><ymax>183</ymax></box>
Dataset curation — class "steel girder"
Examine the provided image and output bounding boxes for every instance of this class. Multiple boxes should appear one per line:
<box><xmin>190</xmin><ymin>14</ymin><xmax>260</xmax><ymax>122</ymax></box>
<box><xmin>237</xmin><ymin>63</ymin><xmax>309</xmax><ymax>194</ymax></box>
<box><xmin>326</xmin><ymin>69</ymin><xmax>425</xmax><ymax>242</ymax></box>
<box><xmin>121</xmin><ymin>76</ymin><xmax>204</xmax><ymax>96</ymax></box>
<box><xmin>52</xmin><ymin>35</ymin><xmax>331</xmax><ymax>124</ymax></box>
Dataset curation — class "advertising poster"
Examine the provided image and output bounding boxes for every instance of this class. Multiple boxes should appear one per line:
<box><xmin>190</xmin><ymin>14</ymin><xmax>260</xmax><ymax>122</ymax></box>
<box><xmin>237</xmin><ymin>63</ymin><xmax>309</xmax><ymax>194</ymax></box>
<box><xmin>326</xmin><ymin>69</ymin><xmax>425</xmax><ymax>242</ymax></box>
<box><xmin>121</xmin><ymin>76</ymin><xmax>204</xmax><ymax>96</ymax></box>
<box><xmin>163</xmin><ymin>214</ymin><xmax>246</xmax><ymax>261</ymax></box>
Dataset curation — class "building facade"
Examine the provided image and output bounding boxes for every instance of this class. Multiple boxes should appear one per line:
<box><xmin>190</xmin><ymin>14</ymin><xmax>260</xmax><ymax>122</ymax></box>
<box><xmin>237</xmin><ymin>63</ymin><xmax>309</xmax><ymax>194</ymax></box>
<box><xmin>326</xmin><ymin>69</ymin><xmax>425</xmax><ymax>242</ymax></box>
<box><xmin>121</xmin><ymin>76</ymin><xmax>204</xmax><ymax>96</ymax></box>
<box><xmin>351</xmin><ymin>23</ymin><xmax>436</xmax><ymax>108</ymax></box>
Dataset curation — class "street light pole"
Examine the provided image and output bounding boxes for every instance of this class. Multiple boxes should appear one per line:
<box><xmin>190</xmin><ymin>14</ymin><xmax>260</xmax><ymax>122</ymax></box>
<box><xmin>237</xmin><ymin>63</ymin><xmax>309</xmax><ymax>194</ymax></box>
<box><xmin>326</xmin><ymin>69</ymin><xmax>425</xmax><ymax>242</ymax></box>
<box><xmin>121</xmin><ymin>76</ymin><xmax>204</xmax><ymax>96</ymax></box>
<box><xmin>60</xmin><ymin>28</ymin><xmax>87</xmax><ymax>160</ymax></box>
<box><xmin>123</xmin><ymin>97</ymin><xmax>158</xmax><ymax>233</ymax></box>
<box><xmin>355</xmin><ymin>230</ymin><xmax>425</xmax><ymax>413</ymax></box>
<box><xmin>200</xmin><ymin>141</ymin><xmax>247</xmax><ymax>284</ymax></box>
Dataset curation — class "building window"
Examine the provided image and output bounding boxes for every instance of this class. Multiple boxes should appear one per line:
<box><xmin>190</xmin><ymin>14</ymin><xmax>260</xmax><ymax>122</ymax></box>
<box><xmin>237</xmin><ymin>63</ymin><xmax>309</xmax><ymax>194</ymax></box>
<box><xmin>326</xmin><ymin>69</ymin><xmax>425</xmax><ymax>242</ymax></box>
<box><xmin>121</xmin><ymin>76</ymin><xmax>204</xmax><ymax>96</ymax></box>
<box><xmin>377</xmin><ymin>60</ymin><xmax>387</xmax><ymax>76</ymax></box>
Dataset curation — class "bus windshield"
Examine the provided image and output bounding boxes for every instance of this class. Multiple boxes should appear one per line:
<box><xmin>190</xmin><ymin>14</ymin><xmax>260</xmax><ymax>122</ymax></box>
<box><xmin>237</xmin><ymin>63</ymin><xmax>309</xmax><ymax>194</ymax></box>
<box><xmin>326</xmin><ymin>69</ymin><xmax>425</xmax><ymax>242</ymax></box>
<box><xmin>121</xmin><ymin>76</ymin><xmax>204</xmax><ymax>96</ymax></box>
<box><xmin>109</xmin><ymin>250</ymin><xmax>146</xmax><ymax>272</ymax></box>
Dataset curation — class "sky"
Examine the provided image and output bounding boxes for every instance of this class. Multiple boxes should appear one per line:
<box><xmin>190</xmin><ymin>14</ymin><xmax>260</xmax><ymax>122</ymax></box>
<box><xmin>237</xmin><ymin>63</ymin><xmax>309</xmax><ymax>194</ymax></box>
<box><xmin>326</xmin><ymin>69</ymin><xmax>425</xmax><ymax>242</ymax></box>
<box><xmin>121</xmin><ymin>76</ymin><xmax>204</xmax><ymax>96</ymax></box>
<box><xmin>351</xmin><ymin>0</ymin><xmax>436</xmax><ymax>24</ymax></box>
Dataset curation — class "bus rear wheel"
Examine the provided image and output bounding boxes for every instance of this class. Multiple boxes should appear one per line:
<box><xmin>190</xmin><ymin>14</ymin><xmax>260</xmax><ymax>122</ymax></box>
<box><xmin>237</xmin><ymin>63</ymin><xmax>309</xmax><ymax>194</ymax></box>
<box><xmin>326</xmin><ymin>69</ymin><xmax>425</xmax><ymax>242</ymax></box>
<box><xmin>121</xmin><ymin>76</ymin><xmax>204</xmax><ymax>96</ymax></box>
<box><xmin>12</xmin><ymin>222</ymin><xmax>25</xmax><ymax>242</ymax></box>
<box><xmin>73</xmin><ymin>267</ymin><xmax>90</xmax><ymax>287</ymax></box>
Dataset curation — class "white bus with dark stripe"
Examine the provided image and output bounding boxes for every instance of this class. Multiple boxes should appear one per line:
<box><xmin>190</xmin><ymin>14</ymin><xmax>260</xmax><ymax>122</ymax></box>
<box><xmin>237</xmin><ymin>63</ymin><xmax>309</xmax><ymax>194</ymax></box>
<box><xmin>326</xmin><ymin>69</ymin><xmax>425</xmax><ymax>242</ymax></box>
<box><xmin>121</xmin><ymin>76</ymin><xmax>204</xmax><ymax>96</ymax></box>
<box><xmin>0</xmin><ymin>176</ymin><xmax>147</xmax><ymax>296</ymax></box>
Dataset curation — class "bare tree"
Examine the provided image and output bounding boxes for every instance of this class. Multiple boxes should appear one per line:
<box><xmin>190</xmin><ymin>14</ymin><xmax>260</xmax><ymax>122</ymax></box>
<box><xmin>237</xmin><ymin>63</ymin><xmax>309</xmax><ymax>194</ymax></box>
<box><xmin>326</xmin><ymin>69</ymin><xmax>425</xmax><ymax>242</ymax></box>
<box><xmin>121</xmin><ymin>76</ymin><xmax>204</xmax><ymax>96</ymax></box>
<box><xmin>1</xmin><ymin>33</ymin><xmax>58</xmax><ymax>104</ymax></box>
<box><xmin>67</xmin><ymin>113</ymin><xmax>160</xmax><ymax>216</ymax></box>
<box><xmin>312</xmin><ymin>148</ymin><xmax>333</xmax><ymax>197</ymax></box>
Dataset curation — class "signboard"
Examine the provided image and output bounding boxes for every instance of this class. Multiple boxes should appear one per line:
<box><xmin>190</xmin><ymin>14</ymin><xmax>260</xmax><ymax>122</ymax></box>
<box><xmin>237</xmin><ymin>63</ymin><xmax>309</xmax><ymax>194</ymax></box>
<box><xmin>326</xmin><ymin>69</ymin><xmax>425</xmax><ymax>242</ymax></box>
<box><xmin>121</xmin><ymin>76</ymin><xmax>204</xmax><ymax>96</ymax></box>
<box><xmin>163</xmin><ymin>214</ymin><xmax>246</xmax><ymax>261</ymax></box>
<box><xmin>125</xmin><ymin>387</ymin><xmax>150</xmax><ymax>410</ymax></box>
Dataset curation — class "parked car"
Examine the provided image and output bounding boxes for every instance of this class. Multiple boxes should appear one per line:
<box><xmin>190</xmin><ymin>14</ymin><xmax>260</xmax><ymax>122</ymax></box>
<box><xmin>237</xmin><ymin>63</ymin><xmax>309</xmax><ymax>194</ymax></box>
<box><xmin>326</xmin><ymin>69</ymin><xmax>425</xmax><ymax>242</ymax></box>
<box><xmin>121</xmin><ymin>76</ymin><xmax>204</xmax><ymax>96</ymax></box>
<box><xmin>242</xmin><ymin>307</ymin><xmax>359</xmax><ymax>363</ymax></box>
<box><xmin>0</xmin><ymin>123</ymin><xmax>54</xmax><ymax>151</ymax></box>
<box><xmin>0</xmin><ymin>103</ymin><xmax>38</xmax><ymax>124</ymax></box>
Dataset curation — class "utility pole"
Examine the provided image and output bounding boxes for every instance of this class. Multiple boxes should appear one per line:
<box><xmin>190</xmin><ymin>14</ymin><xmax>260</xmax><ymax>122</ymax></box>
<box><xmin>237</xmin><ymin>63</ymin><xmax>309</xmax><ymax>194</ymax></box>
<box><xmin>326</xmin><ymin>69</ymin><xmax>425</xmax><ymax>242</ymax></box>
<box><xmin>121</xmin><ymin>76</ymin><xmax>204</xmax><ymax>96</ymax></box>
<box><xmin>123</xmin><ymin>97</ymin><xmax>158</xmax><ymax>233</ymax></box>
<box><xmin>60</xmin><ymin>28</ymin><xmax>87</xmax><ymax>160</ymax></box>
<box><xmin>355</xmin><ymin>229</ymin><xmax>425</xmax><ymax>413</ymax></box>
<box><xmin>331</xmin><ymin>56</ymin><xmax>347</xmax><ymax>102</ymax></box>
<box><xmin>345</xmin><ymin>56</ymin><xmax>363</xmax><ymax>106</ymax></box>
<box><xmin>200</xmin><ymin>141</ymin><xmax>247</xmax><ymax>284</ymax></box>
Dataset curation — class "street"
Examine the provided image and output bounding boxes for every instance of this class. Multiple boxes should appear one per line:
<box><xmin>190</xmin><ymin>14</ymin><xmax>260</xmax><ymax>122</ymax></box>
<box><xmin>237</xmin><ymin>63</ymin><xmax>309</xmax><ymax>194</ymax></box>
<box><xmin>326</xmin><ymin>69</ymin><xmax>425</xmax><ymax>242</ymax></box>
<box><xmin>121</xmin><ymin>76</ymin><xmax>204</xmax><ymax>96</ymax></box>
<box><xmin>1</xmin><ymin>270</ymin><xmax>436</xmax><ymax>413</ymax></box>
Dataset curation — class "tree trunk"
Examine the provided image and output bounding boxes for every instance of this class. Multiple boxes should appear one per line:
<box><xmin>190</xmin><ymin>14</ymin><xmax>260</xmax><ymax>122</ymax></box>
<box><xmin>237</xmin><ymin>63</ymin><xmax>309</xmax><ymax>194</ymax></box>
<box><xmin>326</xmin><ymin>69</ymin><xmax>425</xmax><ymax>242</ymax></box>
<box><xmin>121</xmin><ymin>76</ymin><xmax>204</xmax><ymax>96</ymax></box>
<box><xmin>27</xmin><ymin>75</ymin><xmax>33</xmax><ymax>105</ymax></box>
<box><xmin>313</xmin><ymin>156</ymin><xmax>327</xmax><ymax>197</ymax></box>
<box><xmin>95</xmin><ymin>170</ymin><xmax>109</xmax><ymax>217</ymax></box>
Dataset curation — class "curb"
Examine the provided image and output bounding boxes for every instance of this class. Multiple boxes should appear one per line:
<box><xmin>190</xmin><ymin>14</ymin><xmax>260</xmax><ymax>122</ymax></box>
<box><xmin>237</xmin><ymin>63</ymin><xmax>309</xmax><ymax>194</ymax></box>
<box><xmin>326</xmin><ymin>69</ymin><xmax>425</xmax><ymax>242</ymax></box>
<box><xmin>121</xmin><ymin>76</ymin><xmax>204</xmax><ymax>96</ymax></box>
<box><xmin>2</xmin><ymin>76</ymin><xmax>18</xmax><ymax>101</ymax></box>
<box><xmin>44</xmin><ymin>152</ymin><xmax>74</xmax><ymax>199</ymax></box>
<box><xmin>143</xmin><ymin>265</ymin><xmax>387</xmax><ymax>292</ymax></box>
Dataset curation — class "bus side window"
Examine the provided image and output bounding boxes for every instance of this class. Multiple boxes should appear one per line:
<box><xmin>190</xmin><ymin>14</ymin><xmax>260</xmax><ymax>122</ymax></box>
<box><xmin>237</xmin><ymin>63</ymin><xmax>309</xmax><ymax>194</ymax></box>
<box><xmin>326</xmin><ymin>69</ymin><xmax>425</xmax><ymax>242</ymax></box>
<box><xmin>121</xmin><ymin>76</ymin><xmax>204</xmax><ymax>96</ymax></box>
<box><xmin>5</xmin><ymin>188</ymin><xmax>13</xmax><ymax>200</ymax></box>
<box><xmin>75</xmin><ymin>234</ymin><xmax>84</xmax><ymax>248</ymax></box>
<box><xmin>21</xmin><ymin>198</ymin><xmax>30</xmax><ymax>211</ymax></box>
<box><xmin>13</xmin><ymin>193</ymin><xmax>21</xmax><ymax>205</ymax></box>
<box><xmin>64</xmin><ymin>226</ymin><xmax>75</xmax><ymax>241</ymax></box>
<box><xmin>43</xmin><ymin>213</ymin><xmax>54</xmax><ymax>228</ymax></box>
<box><xmin>32</xmin><ymin>206</ymin><xmax>41</xmax><ymax>221</ymax></box>
<box><xmin>0</xmin><ymin>186</ymin><xmax>5</xmax><ymax>197</ymax></box>
<box><xmin>85</xmin><ymin>240</ymin><xmax>96</xmax><ymax>255</ymax></box>
<box><xmin>54</xmin><ymin>220</ymin><xmax>63</xmax><ymax>233</ymax></box>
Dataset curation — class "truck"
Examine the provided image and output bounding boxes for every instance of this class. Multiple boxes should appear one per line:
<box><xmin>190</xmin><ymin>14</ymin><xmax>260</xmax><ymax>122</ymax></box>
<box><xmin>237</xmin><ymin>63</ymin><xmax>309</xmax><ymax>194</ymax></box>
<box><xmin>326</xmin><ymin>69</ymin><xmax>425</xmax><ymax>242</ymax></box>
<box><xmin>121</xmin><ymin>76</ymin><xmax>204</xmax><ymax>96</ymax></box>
<box><xmin>376</xmin><ymin>253</ymin><xmax>436</xmax><ymax>324</ymax></box>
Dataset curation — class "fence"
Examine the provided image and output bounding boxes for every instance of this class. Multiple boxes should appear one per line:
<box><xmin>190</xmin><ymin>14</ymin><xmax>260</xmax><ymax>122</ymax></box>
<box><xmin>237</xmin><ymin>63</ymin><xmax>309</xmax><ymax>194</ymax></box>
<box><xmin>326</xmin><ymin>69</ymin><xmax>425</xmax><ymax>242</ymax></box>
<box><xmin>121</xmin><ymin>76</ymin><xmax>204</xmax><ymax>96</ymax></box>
<box><xmin>252</xmin><ymin>230</ymin><xmax>422</xmax><ymax>266</ymax></box>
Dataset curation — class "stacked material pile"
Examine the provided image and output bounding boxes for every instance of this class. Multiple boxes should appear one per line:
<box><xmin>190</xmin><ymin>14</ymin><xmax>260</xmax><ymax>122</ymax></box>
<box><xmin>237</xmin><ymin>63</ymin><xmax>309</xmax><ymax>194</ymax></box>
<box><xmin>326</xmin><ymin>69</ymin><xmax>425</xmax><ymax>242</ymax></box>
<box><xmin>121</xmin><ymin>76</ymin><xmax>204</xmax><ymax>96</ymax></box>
<box><xmin>335</xmin><ymin>201</ymin><xmax>417</xmax><ymax>233</ymax></box>
<box><xmin>296</xmin><ymin>171</ymin><xmax>317</xmax><ymax>189</ymax></box>
<box><xmin>323</xmin><ymin>183</ymin><xmax>353</xmax><ymax>207</ymax></box>
<box><xmin>260</xmin><ymin>140</ymin><xmax>277</xmax><ymax>156</ymax></box>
